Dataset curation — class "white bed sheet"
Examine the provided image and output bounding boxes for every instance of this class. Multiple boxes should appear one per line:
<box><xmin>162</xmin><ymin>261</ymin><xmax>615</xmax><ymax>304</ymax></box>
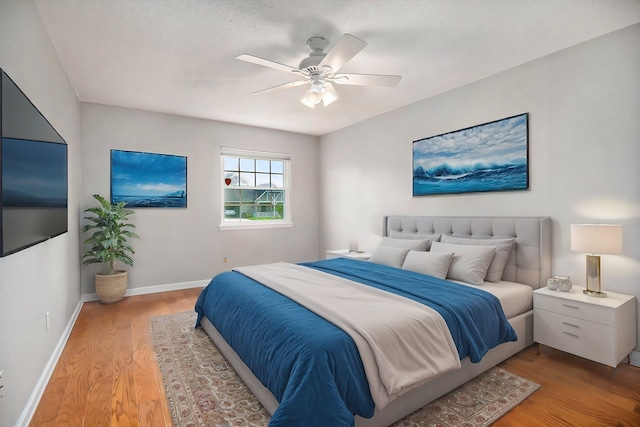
<box><xmin>450</xmin><ymin>279</ymin><xmax>533</xmax><ymax>319</ymax></box>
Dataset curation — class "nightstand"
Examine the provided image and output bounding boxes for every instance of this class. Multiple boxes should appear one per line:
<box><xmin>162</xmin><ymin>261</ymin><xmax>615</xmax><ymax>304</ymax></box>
<box><xmin>534</xmin><ymin>286</ymin><xmax>636</xmax><ymax>367</ymax></box>
<box><xmin>326</xmin><ymin>249</ymin><xmax>371</xmax><ymax>261</ymax></box>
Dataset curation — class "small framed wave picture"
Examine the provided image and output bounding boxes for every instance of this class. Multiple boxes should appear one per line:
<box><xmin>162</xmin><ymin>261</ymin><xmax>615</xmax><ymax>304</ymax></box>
<box><xmin>412</xmin><ymin>113</ymin><xmax>528</xmax><ymax>196</ymax></box>
<box><xmin>111</xmin><ymin>149</ymin><xmax>187</xmax><ymax>208</ymax></box>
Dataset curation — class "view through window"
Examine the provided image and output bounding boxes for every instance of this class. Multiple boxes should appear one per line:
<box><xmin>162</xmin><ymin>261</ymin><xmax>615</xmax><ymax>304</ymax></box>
<box><xmin>221</xmin><ymin>148</ymin><xmax>290</xmax><ymax>228</ymax></box>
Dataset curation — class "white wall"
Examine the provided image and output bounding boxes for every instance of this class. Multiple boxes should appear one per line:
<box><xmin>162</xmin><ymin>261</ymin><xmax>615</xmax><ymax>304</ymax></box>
<box><xmin>320</xmin><ymin>24</ymin><xmax>640</xmax><ymax>354</ymax></box>
<box><xmin>80</xmin><ymin>103</ymin><xmax>320</xmax><ymax>294</ymax></box>
<box><xmin>0</xmin><ymin>1</ymin><xmax>82</xmax><ymax>425</ymax></box>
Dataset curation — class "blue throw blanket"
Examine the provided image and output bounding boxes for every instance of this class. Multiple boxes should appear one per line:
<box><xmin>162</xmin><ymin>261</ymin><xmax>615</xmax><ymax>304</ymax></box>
<box><xmin>195</xmin><ymin>258</ymin><xmax>517</xmax><ymax>427</ymax></box>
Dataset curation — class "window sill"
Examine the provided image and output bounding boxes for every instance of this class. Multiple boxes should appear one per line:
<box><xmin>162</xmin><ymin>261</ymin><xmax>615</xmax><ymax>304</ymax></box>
<box><xmin>218</xmin><ymin>221</ymin><xmax>293</xmax><ymax>231</ymax></box>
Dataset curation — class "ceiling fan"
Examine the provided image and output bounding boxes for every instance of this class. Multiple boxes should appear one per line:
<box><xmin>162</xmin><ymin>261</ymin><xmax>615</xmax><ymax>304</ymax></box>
<box><xmin>237</xmin><ymin>34</ymin><xmax>402</xmax><ymax>108</ymax></box>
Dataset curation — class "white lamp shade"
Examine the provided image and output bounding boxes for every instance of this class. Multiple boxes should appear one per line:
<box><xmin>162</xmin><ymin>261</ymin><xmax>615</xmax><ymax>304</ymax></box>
<box><xmin>305</xmin><ymin>85</ymin><xmax>322</xmax><ymax>104</ymax></box>
<box><xmin>301</xmin><ymin>81</ymin><xmax>339</xmax><ymax>108</ymax></box>
<box><xmin>300</xmin><ymin>95</ymin><xmax>316</xmax><ymax>108</ymax></box>
<box><xmin>321</xmin><ymin>84</ymin><xmax>338</xmax><ymax>107</ymax></box>
<box><xmin>571</xmin><ymin>224</ymin><xmax>622</xmax><ymax>254</ymax></box>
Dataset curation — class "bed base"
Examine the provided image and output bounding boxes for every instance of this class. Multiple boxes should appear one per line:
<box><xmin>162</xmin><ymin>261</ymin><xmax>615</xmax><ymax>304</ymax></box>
<box><xmin>201</xmin><ymin>310</ymin><xmax>533</xmax><ymax>427</ymax></box>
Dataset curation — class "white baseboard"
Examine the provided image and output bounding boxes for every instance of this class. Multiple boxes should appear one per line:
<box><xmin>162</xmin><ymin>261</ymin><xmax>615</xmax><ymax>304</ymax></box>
<box><xmin>81</xmin><ymin>279</ymin><xmax>209</xmax><ymax>302</ymax></box>
<box><xmin>630</xmin><ymin>350</ymin><xmax>640</xmax><ymax>367</ymax></box>
<box><xmin>16</xmin><ymin>299</ymin><xmax>84</xmax><ymax>427</ymax></box>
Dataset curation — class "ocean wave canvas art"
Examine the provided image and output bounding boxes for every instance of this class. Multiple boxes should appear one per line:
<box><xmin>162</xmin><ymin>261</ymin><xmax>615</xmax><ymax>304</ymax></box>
<box><xmin>111</xmin><ymin>149</ymin><xmax>187</xmax><ymax>208</ymax></box>
<box><xmin>413</xmin><ymin>113</ymin><xmax>528</xmax><ymax>196</ymax></box>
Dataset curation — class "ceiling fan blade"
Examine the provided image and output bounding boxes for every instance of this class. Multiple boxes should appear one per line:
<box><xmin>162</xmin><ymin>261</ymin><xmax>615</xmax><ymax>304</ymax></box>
<box><xmin>318</xmin><ymin>34</ymin><xmax>367</xmax><ymax>74</ymax></box>
<box><xmin>253</xmin><ymin>79</ymin><xmax>309</xmax><ymax>95</ymax></box>
<box><xmin>331</xmin><ymin>73</ymin><xmax>402</xmax><ymax>87</ymax></box>
<box><xmin>237</xmin><ymin>54</ymin><xmax>302</xmax><ymax>74</ymax></box>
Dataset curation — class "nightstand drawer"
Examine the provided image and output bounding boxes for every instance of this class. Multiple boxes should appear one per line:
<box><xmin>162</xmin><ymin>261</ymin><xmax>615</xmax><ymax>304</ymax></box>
<box><xmin>534</xmin><ymin>308</ymin><xmax>615</xmax><ymax>365</ymax></box>
<box><xmin>534</xmin><ymin>293</ymin><xmax>615</xmax><ymax>326</ymax></box>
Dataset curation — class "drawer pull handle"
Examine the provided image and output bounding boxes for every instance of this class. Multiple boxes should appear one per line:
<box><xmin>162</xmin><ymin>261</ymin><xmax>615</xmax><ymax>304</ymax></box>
<box><xmin>563</xmin><ymin>331</ymin><xmax>579</xmax><ymax>338</ymax></box>
<box><xmin>562</xmin><ymin>304</ymin><xmax>580</xmax><ymax>309</ymax></box>
<box><xmin>562</xmin><ymin>322</ymin><xmax>579</xmax><ymax>328</ymax></box>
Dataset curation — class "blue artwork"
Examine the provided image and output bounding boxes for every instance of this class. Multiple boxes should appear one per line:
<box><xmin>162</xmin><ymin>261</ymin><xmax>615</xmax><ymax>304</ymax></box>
<box><xmin>111</xmin><ymin>149</ymin><xmax>187</xmax><ymax>208</ymax></box>
<box><xmin>413</xmin><ymin>113</ymin><xmax>528</xmax><ymax>196</ymax></box>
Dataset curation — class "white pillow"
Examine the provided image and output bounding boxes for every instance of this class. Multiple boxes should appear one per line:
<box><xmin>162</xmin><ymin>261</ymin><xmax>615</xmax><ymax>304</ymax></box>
<box><xmin>440</xmin><ymin>235</ymin><xmax>515</xmax><ymax>282</ymax></box>
<box><xmin>402</xmin><ymin>250</ymin><xmax>454</xmax><ymax>279</ymax></box>
<box><xmin>368</xmin><ymin>245</ymin><xmax>410</xmax><ymax>268</ymax></box>
<box><xmin>380</xmin><ymin>236</ymin><xmax>431</xmax><ymax>251</ymax></box>
<box><xmin>430</xmin><ymin>241</ymin><xmax>496</xmax><ymax>285</ymax></box>
<box><xmin>389</xmin><ymin>230</ymin><xmax>442</xmax><ymax>242</ymax></box>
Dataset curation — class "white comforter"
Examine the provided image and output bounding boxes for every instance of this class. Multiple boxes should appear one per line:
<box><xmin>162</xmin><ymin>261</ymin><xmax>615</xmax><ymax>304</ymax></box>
<box><xmin>235</xmin><ymin>262</ymin><xmax>461</xmax><ymax>409</ymax></box>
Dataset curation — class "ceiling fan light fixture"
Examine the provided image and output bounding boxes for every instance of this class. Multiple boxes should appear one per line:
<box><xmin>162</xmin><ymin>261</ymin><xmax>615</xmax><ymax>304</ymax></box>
<box><xmin>300</xmin><ymin>95</ymin><xmax>315</xmax><ymax>108</ymax></box>
<box><xmin>306</xmin><ymin>91</ymin><xmax>322</xmax><ymax>105</ymax></box>
<box><xmin>321</xmin><ymin>83</ymin><xmax>338</xmax><ymax>107</ymax></box>
<box><xmin>302</xmin><ymin>83</ymin><xmax>323</xmax><ymax>107</ymax></box>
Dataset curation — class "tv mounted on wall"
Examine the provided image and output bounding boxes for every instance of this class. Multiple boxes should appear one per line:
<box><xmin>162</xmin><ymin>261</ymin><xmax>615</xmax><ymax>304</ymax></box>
<box><xmin>1</xmin><ymin>69</ymin><xmax>68</xmax><ymax>257</ymax></box>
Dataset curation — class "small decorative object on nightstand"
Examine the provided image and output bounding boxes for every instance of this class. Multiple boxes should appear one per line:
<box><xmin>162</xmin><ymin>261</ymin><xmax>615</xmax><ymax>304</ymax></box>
<box><xmin>326</xmin><ymin>249</ymin><xmax>371</xmax><ymax>261</ymax></box>
<box><xmin>556</xmin><ymin>276</ymin><xmax>572</xmax><ymax>292</ymax></box>
<box><xmin>534</xmin><ymin>285</ymin><xmax>636</xmax><ymax>367</ymax></box>
<box><xmin>546</xmin><ymin>276</ymin><xmax>572</xmax><ymax>291</ymax></box>
<box><xmin>571</xmin><ymin>223</ymin><xmax>622</xmax><ymax>298</ymax></box>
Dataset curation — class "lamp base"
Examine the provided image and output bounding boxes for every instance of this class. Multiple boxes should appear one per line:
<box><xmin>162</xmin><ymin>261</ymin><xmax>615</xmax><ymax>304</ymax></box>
<box><xmin>583</xmin><ymin>289</ymin><xmax>607</xmax><ymax>298</ymax></box>
<box><xmin>584</xmin><ymin>254</ymin><xmax>607</xmax><ymax>298</ymax></box>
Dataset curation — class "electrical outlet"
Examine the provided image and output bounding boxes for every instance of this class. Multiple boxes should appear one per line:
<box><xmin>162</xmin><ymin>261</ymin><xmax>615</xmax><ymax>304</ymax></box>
<box><xmin>45</xmin><ymin>312</ymin><xmax>50</xmax><ymax>331</ymax></box>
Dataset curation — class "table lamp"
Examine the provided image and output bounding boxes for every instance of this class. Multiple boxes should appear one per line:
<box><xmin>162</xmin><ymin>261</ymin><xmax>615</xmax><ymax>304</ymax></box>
<box><xmin>570</xmin><ymin>224</ymin><xmax>622</xmax><ymax>298</ymax></box>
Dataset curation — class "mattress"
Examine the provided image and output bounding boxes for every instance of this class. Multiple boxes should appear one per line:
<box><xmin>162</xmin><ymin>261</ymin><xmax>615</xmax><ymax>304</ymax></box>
<box><xmin>451</xmin><ymin>280</ymin><xmax>533</xmax><ymax>319</ymax></box>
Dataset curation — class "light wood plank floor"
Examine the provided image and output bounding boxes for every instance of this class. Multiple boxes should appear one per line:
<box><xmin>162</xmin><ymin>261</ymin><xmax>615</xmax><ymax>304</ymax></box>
<box><xmin>31</xmin><ymin>288</ymin><xmax>640</xmax><ymax>426</ymax></box>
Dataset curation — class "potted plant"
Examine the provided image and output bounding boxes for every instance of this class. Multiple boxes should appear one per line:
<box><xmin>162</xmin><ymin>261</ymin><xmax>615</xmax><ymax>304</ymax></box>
<box><xmin>82</xmin><ymin>194</ymin><xmax>139</xmax><ymax>304</ymax></box>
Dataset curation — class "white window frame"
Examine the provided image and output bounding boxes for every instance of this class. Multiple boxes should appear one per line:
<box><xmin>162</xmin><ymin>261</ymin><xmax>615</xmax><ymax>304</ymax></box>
<box><xmin>219</xmin><ymin>146</ymin><xmax>292</xmax><ymax>231</ymax></box>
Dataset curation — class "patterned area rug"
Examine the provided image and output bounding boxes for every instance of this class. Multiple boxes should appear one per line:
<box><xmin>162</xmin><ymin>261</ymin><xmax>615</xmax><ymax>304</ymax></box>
<box><xmin>151</xmin><ymin>311</ymin><xmax>539</xmax><ymax>427</ymax></box>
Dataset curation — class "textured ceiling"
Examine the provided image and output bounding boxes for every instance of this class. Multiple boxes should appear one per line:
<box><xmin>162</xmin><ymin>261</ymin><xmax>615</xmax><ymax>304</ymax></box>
<box><xmin>34</xmin><ymin>0</ymin><xmax>640</xmax><ymax>136</ymax></box>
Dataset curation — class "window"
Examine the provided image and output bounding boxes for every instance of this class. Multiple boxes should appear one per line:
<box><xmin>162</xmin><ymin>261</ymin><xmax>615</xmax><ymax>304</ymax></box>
<box><xmin>220</xmin><ymin>147</ymin><xmax>291</xmax><ymax>230</ymax></box>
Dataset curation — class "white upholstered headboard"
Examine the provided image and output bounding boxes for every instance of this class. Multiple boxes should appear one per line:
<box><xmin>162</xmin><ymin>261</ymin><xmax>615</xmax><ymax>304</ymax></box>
<box><xmin>383</xmin><ymin>216</ymin><xmax>551</xmax><ymax>289</ymax></box>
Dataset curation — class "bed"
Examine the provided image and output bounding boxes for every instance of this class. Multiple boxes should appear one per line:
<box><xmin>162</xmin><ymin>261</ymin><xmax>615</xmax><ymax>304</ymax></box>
<box><xmin>195</xmin><ymin>215</ymin><xmax>551</xmax><ymax>427</ymax></box>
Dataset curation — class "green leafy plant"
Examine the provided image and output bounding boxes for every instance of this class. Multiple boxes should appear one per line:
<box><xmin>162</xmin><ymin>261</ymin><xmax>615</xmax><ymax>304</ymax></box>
<box><xmin>82</xmin><ymin>194</ymin><xmax>139</xmax><ymax>275</ymax></box>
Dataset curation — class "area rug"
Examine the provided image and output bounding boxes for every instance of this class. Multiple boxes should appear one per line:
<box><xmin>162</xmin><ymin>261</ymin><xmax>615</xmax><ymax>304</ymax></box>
<box><xmin>151</xmin><ymin>311</ymin><xmax>539</xmax><ymax>427</ymax></box>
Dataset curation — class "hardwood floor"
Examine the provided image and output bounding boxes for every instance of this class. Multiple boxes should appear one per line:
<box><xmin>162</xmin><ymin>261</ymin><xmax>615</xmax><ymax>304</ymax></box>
<box><xmin>495</xmin><ymin>345</ymin><xmax>640</xmax><ymax>427</ymax></box>
<box><xmin>31</xmin><ymin>289</ymin><xmax>640</xmax><ymax>426</ymax></box>
<box><xmin>30</xmin><ymin>288</ymin><xmax>201</xmax><ymax>427</ymax></box>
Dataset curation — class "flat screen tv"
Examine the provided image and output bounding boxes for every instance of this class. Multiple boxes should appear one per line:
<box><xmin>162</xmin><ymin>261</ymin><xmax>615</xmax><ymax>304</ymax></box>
<box><xmin>1</xmin><ymin>69</ymin><xmax>68</xmax><ymax>256</ymax></box>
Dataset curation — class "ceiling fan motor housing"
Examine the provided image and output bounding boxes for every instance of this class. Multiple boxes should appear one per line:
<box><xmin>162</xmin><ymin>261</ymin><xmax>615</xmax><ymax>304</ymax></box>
<box><xmin>299</xmin><ymin>36</ymin><xmax>330</xmax><ymax>72</ymax></box>
<box><xmin>307</xmin><ymin>36</ymin><xmax>329</xmax><ymax>53</ymax></box>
